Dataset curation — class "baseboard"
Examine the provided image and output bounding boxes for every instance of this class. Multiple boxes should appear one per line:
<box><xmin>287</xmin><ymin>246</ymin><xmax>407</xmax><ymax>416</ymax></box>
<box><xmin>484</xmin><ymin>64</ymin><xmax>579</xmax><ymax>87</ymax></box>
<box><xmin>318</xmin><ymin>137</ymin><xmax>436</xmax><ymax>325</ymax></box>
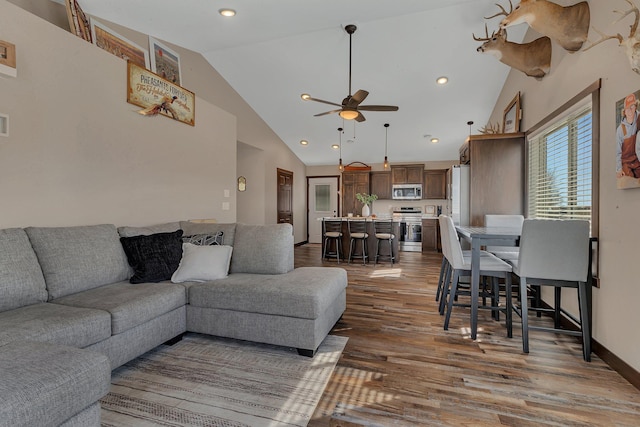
<box><xmin>536</xmin><ymin>301</ymin><xmax>640</xmax><ymax>391</ymax></box>
<box><xmin>592</xmin><ymin>340</ymin><xmax>640</xmax><ymax>391</ymax></box>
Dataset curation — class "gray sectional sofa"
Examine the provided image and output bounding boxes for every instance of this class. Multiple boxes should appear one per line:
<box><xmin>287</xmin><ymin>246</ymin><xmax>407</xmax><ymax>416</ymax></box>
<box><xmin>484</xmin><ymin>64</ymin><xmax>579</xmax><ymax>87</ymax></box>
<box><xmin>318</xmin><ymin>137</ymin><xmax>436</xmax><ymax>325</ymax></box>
<box><xmin>0</xmin><ymin>221</ymin><xmax>347</xmax><ymax>427</ymax></box>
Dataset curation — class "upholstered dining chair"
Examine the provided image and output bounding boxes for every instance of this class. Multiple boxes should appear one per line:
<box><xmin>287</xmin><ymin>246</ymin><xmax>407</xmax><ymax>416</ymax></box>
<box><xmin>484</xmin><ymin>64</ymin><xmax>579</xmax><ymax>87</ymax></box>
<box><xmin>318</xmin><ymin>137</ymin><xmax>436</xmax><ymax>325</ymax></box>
<box><xmin>439</xmin><ymin>215</ymin><xmax>513</xmax><ymax>337</ymax></box>
<box><xmin>347</xmin><ymin>218</ymin><xmax>369</xmax><ymax>264</ymax></box>
<box><xmin>322</xmin><ymin>218</ymin><xmax>344</xmax><ymax>263</ymax></box>
<box><xmin>511</xmin><ymin>219</ymin><xmax>592</xmax><ymax>361</ymax></box>
<box><xmin>484</xmin><ymin>214</ymin><xmax>525</xmax><ymax>261</ymax></box>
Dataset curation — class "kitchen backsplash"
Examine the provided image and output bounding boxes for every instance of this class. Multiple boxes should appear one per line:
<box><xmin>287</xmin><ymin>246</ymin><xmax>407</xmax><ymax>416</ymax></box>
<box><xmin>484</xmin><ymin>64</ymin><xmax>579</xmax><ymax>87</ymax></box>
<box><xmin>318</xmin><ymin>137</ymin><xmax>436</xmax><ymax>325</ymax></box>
<box><xmin>371</xmin><ymin>199</ymin><xmax>450</xmax><ymax>217</ymax></box>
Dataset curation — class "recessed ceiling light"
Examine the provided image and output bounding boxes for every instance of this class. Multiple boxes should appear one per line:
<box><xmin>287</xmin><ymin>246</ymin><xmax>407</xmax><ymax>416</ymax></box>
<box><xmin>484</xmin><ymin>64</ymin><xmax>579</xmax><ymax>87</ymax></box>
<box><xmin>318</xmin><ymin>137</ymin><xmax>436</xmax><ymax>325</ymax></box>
<box><xmin>219</xmin><ymin>8</ymin><xmax>236</xmax><ymax>17</ymax></box>
<box><xmin>431</xmin><ymin>137</ymin><xmax>439</xmax><ymax>143</ymax></box>
<box><xmin>436</xmin><ymin>76</ymin><xmax>449</xmax><ymax>85</ymax></box>
<box><xmin>300</xmin><ymin>140</ymin><xmax>309</xmax><ymax>146</ymax></box>
<box><xmin>331</xmin><ymin>144</ymin><xmax>340</xmax><ymax>150</ymax></box>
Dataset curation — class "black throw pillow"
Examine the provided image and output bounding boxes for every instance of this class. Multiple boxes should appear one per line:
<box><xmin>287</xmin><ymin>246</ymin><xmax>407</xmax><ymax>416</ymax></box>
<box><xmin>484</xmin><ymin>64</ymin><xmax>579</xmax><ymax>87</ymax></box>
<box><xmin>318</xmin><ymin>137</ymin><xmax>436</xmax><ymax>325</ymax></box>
<box><xmin>120</xmin><ymin>230</ymin><xmax>184</xmax><ymax>283</ymax></box>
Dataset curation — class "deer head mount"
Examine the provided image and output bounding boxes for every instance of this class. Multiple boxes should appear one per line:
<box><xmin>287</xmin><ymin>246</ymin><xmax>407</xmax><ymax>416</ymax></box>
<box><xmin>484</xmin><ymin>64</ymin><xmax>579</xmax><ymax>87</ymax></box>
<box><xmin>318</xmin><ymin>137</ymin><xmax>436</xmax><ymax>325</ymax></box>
<box><xmin>584</xmin><ymin>0</ymin><xmax>640</xmax><ymax>75</ymax></box>
<box><xmin>489</xmin><ymin>0</ymin><xmax>590</xmax><ymax>52</ymax></box>
<box><xmin>474</xmin><ymin>25</ymin><xmax>551</xmax><ymax>78</ymax></box>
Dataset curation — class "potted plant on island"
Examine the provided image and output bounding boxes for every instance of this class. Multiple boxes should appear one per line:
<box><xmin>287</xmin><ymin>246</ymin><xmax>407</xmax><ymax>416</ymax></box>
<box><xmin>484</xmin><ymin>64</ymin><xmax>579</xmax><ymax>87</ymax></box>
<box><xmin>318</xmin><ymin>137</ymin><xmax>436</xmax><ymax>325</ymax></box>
<box><xmin>356</xmin><ymin>192</ymin><xmax>378</xmax><ymax>217</ymax></box>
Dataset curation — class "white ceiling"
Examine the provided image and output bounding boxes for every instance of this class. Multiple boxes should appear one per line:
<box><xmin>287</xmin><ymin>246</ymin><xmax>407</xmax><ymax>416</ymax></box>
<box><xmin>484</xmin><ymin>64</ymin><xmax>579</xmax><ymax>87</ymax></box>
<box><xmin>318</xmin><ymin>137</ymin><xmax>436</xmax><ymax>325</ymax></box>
<box><xmin>78</xmin><ymin>0</ymin><xmax>527</xmax><ymax>166</ymax></box>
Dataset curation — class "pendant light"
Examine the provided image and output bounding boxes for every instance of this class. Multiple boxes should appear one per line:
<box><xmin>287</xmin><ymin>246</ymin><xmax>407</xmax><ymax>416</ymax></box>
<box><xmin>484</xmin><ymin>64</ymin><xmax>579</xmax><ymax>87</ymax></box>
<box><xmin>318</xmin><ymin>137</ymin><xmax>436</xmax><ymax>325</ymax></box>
<box><xmin>383</xmin><ymin>123</ymin><xmax>390</xmax><ymax>170</ymax></box>
<box><xmin>337</xmin><ymin>127</ymin><xmax>344</xmax><ymax>171</ymax></box>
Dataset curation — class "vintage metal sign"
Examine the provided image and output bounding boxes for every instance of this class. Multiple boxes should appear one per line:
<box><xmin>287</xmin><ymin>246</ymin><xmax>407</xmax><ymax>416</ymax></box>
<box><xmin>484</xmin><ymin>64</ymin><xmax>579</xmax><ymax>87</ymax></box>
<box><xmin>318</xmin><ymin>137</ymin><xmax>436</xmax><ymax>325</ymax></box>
<box><xmin>127</xmin><ymin>61</ymin><xmax>195</xmax><ymax>126</ymax></box>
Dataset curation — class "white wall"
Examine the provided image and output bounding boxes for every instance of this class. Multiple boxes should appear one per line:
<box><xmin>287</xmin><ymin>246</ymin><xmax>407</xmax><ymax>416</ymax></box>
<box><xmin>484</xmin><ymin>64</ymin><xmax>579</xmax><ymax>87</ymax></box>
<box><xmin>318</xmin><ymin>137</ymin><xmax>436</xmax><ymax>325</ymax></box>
<box><xmin>0</xmin><ymin>0</ymin><xmax>236</xmax><ymax>227</ymax></box>
<box><xmin>486</xmin><ymin>0</ymin><xmax>640</xmax><ymax>371</ymax></box>
<box><xmin>1</xmin><ymin>0</ymin><xmax>309</xmax><ymax>243</ymax></box>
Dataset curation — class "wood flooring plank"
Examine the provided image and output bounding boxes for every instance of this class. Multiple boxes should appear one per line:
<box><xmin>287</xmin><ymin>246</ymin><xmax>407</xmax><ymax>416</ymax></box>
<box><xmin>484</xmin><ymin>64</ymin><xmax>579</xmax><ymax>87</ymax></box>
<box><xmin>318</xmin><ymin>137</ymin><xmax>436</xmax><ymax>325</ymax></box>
<box><xmin>299</xmin><ymin>244</ymin><xmax>640</xmax><ymax>426</ymax></box>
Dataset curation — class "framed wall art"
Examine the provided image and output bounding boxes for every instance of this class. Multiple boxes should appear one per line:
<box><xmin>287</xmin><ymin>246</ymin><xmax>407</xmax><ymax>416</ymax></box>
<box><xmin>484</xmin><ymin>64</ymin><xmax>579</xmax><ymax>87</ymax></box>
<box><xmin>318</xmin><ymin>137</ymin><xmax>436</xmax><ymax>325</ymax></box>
<box><xmin>503</xmin><ymin>92</ymin><xmax>522</xmax><ymax>133</ymax></box>
<box><xmin>127</xmin><ymin>61</ymin><xmax>195</xmax><ymax>126</ymax></box>
<box><xmin>149</xmin><ymin>37</ymin><xmax>182</xmax><ymax>86</ymax></box>
<box><xmin>91</xmin><ymin>19</ymin><xmax>149</xmax><ymax>69</ymax></box>
<box><xmin>615</xmin><ymin>90</ymin><xmax>640</xmax><ymax>189</ymax></box>
<box><xmin>65</xmin><ymin>0</ymin><xmax>92</xmax><ymax>42</ymax></box>
<box><xmin>0</xmin><ymin>40</ymin><xmax>17</xmax><ymax>77</ymax></box>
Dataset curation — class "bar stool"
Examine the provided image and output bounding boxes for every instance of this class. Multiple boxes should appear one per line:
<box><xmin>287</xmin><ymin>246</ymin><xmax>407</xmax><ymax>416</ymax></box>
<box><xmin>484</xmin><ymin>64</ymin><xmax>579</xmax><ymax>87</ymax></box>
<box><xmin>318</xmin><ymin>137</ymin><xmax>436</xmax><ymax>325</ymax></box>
<box><xmin>348</xmin><ymin>218</ymin><xmax>369</xmax><ymax>264</ymax></box>
<box><xmin>373</xmin><ymin>219</ymin><xmax>395</xmax><ymax>265</ymax></box>
<box><xmin>322</xmin><ymin>218</ymin><xmax>343</xmax><ymax>263</ymax></box>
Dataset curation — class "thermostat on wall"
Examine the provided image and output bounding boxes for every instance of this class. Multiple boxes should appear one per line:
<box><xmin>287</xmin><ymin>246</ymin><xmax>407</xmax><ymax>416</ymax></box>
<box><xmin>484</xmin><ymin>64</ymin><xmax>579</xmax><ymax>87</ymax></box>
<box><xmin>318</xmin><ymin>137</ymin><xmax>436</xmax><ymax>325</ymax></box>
<box><xmin>0</xmin><ymin>113</ymin><xmax>8</xmax><ymax>137</ymax></box>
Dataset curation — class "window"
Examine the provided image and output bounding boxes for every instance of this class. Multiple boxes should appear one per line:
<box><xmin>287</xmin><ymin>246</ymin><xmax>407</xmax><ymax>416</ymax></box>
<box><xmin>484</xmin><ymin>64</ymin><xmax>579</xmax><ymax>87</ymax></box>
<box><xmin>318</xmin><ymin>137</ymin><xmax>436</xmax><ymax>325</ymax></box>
<box><xmin>527</xmin><ymin>103</ymin><xmax>592</xmax><ymax>221</ymax></box>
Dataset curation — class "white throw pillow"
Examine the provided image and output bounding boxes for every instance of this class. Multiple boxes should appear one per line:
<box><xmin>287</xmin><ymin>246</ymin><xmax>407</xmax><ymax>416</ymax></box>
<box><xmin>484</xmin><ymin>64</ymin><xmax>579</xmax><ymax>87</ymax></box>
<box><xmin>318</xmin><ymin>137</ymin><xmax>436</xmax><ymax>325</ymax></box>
<box><xmin>171</xmin><ymin>243</ymin><xmax>233</xmax><ymax>283</ymax></box>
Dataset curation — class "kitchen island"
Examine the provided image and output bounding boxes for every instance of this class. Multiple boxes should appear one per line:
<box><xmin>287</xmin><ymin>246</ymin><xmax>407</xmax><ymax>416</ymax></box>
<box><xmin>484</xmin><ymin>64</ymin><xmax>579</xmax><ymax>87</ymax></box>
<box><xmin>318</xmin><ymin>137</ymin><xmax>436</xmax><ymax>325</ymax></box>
<box><xmin>321</xmin><ymin>217</ymin><xmax>400</xmax><ymax>263</ymax></box>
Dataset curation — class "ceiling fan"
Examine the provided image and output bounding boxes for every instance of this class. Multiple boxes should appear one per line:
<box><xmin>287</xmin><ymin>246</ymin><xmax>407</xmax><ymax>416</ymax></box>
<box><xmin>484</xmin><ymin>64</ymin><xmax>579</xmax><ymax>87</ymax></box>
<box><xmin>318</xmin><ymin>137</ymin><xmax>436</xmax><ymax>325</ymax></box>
<box><xmin>301</xmin><ymin>24</ymin><xmax>398</xmax><ymax>122</ymax></box>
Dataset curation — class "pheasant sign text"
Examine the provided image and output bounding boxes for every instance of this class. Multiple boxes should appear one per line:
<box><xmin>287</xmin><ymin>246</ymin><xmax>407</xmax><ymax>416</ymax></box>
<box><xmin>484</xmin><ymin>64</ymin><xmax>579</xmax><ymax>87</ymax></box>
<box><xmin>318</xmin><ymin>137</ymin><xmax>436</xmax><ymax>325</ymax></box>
<box><xmin>127</xmin><ymin>61</ymin><xmax>195</xmax><ymax>126</ymax></box>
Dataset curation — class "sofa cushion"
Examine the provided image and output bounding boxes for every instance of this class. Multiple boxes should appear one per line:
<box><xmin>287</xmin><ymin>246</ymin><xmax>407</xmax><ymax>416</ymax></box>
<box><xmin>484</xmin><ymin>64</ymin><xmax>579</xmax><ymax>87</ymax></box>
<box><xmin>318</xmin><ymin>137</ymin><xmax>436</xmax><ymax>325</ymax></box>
<box><xmin>0</xmin><ymin>302</ymin><xmax>111</xmax><ymax>348</ymax></box>
<box><xmin>230</xmin><ymin>223</ymin><xmax>294</xmax><ymax>274</ymax></box>
<box><xmin>53</xmin><ymin>280</ymin><xmax>187</xmax><ymax>335</ymax></box>
<box><xmin>0</xmin><ymin>228</ymin><xmax>48</xmax><ymax>312</ymax></box>
<box><xmin>25</xmin><ymin>224</ymin><xmax>131</xmax><ymax>299</ymax></box>
<box><xmin>171</xmin><ymin>243</ymin><xmax>233</xmax><ymax>283</ymax></box>
<box><xmin>117</xmin><ymin>221</ymin><xmax>181</xmax><ymax>238</ymax></box>
<box><xmin>188</xmin><ymin>267</ymin><xmax>347</xmax><ymax>319</ymax></box>
<box><xmin>0</xmin><ymin>341</ymin><xmax>110</xmax><ymax>427</ymax></box>
<box><xmin>180</xmin><ymin>222</ymin><xmax>236</xmax><ymax>246</ymax></box>
<box><xmin>120</xmin><ymin>230</ymin><xmax>184</xmax><ymax>283</ymax></box>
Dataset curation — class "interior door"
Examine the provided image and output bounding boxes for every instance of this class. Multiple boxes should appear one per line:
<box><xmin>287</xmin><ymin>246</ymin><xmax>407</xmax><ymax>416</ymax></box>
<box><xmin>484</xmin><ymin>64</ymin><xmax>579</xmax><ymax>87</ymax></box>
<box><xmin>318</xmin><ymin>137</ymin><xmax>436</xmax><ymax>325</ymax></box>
<box><xmin>308</xmin><ymin>177</ymin><xmax>338</xmax><ymax>243</ymax></box>
<box><xmin>277</xmin><ymin>168</ymin><xmax>293</xmax><ymax>226</ymax></box>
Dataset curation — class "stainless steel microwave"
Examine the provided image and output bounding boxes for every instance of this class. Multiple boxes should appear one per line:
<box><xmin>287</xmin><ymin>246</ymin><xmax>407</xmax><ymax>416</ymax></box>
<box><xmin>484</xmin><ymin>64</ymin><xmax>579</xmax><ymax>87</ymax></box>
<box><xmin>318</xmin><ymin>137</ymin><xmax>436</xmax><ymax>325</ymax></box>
<box><xmin>392</xmin><ymin>184</ymin><xmax>422</xmax><ymax>200</ymax></box>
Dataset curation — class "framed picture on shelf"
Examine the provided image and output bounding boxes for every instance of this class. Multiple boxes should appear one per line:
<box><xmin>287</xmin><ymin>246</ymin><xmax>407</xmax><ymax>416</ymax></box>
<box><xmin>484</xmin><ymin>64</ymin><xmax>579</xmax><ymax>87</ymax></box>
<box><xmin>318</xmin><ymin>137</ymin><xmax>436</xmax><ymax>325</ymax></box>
<box><xmin>149</xmin><ymin>37</ymin><xmax>182</xmax><ymax>86</ymax></box>
<box><xmin>65</xmin><ymin>0</ymin><xmax>92</xmax><ymax>42</ymax></box>
<box><xmin>90</xmin><ymin>19</ymin><xmax>149</xmax><ymax>69</ymax></box>
<box><xmin>0</xmin><ymin>40</ymin><xmax>16</xmax><ymax>77</ymax></box>
<box><xmin>503</xmin><ymin>92</ymin><xmax>522</xmax><ymax>133</ymax></box>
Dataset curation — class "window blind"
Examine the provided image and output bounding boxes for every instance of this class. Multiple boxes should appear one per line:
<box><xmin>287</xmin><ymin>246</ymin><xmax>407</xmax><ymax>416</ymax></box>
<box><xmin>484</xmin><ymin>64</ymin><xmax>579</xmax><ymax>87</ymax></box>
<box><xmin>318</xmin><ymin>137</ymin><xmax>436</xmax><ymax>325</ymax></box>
<box><xmin>527</xmin><ymin>105</ymin><xmax>592</xmax><ymax>221</ymax></box>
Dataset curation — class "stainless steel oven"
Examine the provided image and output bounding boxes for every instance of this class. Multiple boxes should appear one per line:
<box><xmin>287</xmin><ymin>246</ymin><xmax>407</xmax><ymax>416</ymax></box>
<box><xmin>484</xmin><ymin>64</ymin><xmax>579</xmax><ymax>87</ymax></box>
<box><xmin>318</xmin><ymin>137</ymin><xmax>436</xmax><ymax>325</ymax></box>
<box><xmin>393</xmin><ymin>207</ymin><xmax>423</xmax><ymax>252</ymax></box>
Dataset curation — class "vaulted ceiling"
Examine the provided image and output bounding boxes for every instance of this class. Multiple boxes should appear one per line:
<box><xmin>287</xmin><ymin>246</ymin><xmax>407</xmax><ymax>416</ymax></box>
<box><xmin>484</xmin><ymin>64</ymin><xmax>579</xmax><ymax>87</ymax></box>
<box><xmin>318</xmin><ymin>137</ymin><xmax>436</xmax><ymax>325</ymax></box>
<box><xmin>79</xmin><ymin>0</ymin><xmax>526</xmax><ymax>166</ymax></box>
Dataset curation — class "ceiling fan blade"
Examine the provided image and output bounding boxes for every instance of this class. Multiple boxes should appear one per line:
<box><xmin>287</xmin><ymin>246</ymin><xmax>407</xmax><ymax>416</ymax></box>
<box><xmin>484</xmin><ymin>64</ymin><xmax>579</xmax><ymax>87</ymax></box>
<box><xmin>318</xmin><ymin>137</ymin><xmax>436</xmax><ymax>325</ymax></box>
<box><xmin>305</xmin><ymin>96</ymin><xmax>343</xmax><ymax>108</ymax></box>
<box><xmin>346</xmin><ymin>89</ymin><xmax>369</xmax><ymax>108</ymax></box>
<box><xmin>358</xmin><ymin>105</ymin><xmax>399</xmax><ymax>112</ymax></box>
<box><xmin>313</xmin><ymin>109</ymin><xmax>341</xmax><ymax>117</ymax></box>
<box><xmin>355</xmin><ymin>112</ymin><xmax>366</xmax><ymax>122</ymax></box>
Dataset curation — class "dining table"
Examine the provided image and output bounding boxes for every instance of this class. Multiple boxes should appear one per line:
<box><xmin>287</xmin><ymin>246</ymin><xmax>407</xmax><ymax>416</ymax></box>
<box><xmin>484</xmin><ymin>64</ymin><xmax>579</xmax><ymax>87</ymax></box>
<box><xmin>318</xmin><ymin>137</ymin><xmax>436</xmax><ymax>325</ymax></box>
<box><xmin>455</xmin><ymin>225</ymin><xmax>521</xmax><ymax>340</ymax></box>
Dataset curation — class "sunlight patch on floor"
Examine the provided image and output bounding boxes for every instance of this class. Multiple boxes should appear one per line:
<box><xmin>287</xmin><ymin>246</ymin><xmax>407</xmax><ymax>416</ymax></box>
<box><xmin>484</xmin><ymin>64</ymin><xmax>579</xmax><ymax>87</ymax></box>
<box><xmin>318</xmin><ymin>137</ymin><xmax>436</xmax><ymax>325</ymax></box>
<box><xmin>369</xmin><ymin>268</ymin><xmax>403</xmax><ymax>278</ymax></box>
<box><xmin>459</xmin><ymin>326</ymin><xmax>485</xmax><ymax>341</ymax></box>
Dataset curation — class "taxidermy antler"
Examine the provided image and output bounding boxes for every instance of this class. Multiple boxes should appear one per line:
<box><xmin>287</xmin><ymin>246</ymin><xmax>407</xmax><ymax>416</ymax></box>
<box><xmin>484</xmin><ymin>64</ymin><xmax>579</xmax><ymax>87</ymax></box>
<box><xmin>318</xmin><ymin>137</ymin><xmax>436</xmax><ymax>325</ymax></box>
<box><xmin>490</xmin><ymin>0</ymin><xmax>590</xmax><ymax>52</ymax></box>
<box><xmin>474</xmin><ymin>24</ymin><xmax>551</xmax><ymax>78</ymax></box>
<box><xmin>584</xmin><ymin>0</ymin><xmax>640</xmax><ymax>74</ymax></box>
<box><xmin>478</xmin><ymin>122</ymin><xmax>502</xmax><ymax>134</ymax></box>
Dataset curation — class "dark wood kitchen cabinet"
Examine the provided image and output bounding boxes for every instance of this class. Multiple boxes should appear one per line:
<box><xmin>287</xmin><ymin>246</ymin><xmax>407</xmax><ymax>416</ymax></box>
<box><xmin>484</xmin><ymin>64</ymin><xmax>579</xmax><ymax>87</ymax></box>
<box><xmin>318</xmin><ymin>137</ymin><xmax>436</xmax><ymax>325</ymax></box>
<box><xmin>341</xmin><ymin>171</ymin><xmax>370</xmax><ymax>216</ymax></box>
<box><xmin>422</xmin><ymin>218</ymin><xmax>440</xmax><ymax>252</ymax></box>
<box><xmin>466</xmin><ymin>133</ymin><xmax>525</xmax><ymax>226</ymax></box>
<box><xmin>370</xmin><ymin>171</ymin><xmax>391</xmax><ymax>200</ymax></box>
<box><xmin>423</xmin><ymin>169</ymin><xmax>447</xmax><ymax>199</ymax></box>
<box><xmin>391</xmin><ymin>164</ymin><xmax>423</xmax><ymax>184</ymax></box>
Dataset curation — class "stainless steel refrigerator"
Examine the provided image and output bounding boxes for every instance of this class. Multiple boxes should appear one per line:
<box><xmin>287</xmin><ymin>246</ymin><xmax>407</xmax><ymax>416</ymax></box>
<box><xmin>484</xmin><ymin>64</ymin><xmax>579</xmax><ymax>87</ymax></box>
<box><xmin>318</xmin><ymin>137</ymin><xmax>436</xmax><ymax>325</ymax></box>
<box><xmin>447</xmin><ymin>165</ymin><xmax>470</xmax><ymax>226</ymax></box>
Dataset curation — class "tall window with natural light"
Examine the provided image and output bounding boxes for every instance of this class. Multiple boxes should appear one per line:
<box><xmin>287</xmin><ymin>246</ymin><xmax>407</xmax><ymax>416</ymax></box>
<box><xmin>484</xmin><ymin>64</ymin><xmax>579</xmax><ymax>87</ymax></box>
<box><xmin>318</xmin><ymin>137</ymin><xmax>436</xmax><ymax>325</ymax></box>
<box><xmin>527</xmin><ymin>103</ymin><xmax>592</xmax><ymax>221</ymax></box>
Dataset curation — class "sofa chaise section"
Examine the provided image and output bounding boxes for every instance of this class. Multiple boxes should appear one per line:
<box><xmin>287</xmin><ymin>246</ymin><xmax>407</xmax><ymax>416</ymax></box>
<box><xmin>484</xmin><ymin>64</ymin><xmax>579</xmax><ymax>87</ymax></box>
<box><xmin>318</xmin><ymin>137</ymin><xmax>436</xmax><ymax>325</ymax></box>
<box><xmin>0</xmin><ymin>341</ymin><xmax>110</xmax><ymax>427</ymax></box>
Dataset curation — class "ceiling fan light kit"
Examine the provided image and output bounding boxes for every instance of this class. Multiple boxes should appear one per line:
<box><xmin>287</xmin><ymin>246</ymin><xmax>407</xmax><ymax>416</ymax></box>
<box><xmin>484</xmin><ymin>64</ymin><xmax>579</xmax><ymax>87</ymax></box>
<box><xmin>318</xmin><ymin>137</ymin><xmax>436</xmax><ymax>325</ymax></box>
<box><xmin>303</xmin><ymin>24</ymin><xmax>398</xmax><ymax>123</ymax></box>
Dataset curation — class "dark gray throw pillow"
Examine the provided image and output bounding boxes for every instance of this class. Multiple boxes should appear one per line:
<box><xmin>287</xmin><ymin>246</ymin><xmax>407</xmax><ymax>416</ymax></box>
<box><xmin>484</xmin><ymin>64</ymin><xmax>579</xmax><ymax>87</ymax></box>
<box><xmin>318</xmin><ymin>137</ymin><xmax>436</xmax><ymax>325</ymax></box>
<box><xmin>120</xmin><ymin>230</ymin><xmax>184</xmax><ymax>283</ymax></box>
<box><xmin>182</xmin><ymin>231</ymin><xmax>224</xmax><ymax>246</ymax></box>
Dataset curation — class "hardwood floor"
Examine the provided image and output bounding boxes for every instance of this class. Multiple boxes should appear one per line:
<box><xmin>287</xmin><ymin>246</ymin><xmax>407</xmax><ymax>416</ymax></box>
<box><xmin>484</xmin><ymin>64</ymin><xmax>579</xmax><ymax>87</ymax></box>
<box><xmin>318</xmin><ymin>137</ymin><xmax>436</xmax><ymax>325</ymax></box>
<box><xmin>297</xmin><ymin>244</ymin><xmax>640</xmax><ymax>426</ymax></box>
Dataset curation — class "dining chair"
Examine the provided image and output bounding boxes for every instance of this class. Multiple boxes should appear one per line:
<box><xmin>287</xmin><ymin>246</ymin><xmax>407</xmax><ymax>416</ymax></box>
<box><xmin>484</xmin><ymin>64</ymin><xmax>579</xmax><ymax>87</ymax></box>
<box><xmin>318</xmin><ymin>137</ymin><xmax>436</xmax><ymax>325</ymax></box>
<box><xmin>373</xmin><ymin>219</ymin><xmax>395</xmax><ymax>265</ymax></box>
<box><xmin>439</xmin><ymin>215</ymin><xmax>513</xmax><ymax>337</ymax></box>
<box><xmin>435</xmin><ymin>216</ymin><xmax>492</xmax><ymax>308</ymax></box>
<box><xmin>347</xmin><ymin>218</ymin><xmax>369</xmax><ymax>264</ymax></box>
<box><xmin>322</xmin><ymin>218</ymin><xmax>344</xmax><ymax>263</ymax></box>
<box><xmin>511</xmin><ymin>219</ymin><xmax>592</xmax><ymax>361</ymax></box>
<box><xmin>484</xmin><ymin>214</ymin><xmax>525</xmax><ymax>261</ymax></box>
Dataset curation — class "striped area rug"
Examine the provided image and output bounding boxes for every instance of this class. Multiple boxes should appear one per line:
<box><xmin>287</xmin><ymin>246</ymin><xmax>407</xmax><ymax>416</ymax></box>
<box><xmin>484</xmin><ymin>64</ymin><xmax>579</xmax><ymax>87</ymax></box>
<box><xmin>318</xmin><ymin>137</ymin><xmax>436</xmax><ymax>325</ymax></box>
<box><xmin>100</xmin><ymin>333</ymin><xmax>347</xmax><ymax>427</ymax></box>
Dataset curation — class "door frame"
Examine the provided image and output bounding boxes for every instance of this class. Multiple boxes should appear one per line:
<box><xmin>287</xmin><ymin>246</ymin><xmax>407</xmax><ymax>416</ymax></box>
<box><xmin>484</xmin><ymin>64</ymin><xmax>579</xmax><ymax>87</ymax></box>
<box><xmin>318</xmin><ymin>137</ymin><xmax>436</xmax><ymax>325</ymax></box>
<box><xmin>307</xmin><ymin>175</ymin><xmax>341</xmax><ymax>243</ymax></box>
